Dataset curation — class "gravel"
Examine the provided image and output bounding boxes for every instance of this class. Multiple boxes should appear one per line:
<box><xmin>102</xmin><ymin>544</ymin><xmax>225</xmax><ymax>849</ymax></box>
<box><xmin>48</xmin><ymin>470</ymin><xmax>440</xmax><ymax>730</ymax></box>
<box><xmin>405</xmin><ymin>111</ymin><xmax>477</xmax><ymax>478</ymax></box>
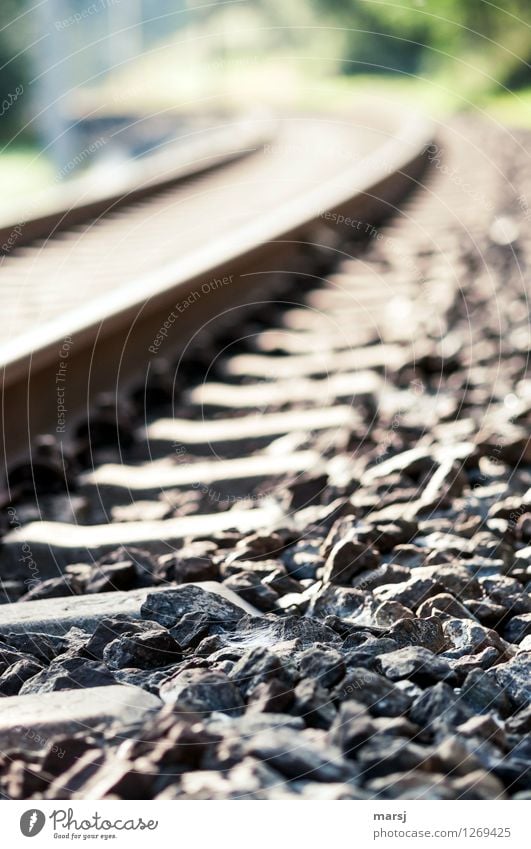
<box><xmin>1</xmin><ymin>118</ymin><xmax>530</xmax><ymax>800</ymax></box>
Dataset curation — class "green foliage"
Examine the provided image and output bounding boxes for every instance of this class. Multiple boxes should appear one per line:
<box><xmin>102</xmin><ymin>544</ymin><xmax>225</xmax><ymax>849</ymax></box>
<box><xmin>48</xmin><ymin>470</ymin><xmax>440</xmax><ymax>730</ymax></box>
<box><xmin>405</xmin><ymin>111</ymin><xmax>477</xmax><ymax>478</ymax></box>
<box><xmin>0</xmin><ymin>0</ymin><xmax>31</xmax><ymax>140</ymax></box>
<box><xmin>2</xmin><ymin>0</ymin><xmax>531</xmax><ymax>148</ymax></box>
<box><xmin>309</xmin><ymin>0</ymin><xmax>531</xmax><ymax>87</ymax></box>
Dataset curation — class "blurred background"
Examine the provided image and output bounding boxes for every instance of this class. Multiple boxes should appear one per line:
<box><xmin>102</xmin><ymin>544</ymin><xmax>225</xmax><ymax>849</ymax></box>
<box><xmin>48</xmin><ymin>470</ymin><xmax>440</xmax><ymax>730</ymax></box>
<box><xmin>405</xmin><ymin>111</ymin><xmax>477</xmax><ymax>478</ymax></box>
<box><xmin>1</xmin><ymin>0</ymin><xmax>531</xmax><ymax>208</ymax></box>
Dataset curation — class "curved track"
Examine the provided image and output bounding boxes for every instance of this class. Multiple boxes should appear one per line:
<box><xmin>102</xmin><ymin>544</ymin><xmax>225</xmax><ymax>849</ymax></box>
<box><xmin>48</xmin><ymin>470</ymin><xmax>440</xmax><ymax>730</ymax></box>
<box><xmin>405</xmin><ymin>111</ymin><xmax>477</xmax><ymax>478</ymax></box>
<box><xmin>0</xmin><ymin>110</ymin><xmax>529</xmax><ymax>802</ymax></box>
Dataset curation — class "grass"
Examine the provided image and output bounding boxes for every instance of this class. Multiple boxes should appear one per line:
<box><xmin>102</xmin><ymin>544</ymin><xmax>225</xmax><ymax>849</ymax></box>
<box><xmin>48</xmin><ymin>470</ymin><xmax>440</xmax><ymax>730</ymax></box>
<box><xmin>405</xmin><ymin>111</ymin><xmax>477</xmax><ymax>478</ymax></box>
<box><xmin>479</xmin><ymin>87</ymin><xmax>531</xmax><ymax>128</ymax></box>
<box><xmin>0</xmin><ymin>147</ymin><xmax>55</xmax><ymax>204</ymax></box>
<box><xmin>2</xmin><ymin>56</ymin><xmax>531</xmax><ymax>214</ymax></box>
<box><xmin>88</xmin><ymin>43</ymin><xmax>531</xmax><ymax>128</ymax></box>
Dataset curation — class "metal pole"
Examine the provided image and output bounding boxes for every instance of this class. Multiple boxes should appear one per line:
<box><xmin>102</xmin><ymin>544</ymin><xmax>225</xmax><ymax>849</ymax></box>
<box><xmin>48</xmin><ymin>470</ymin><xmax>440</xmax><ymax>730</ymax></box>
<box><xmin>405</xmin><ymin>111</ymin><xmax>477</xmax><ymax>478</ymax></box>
<box><xmin>32</xmin><ymin>0</ymin><xmax>73</xmax><ymax>173</ymax></box>
<box><xmin>107</xmin><ymin>0</ymin><xmax>144</xmax><ymax>72</ymax></box>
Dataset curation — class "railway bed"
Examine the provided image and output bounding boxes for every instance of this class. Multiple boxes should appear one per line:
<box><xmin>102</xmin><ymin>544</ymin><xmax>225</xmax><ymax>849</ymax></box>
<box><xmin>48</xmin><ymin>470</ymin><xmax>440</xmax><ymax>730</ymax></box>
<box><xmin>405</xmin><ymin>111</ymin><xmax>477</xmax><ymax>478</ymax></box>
<box><xmin>0</xmin><ymin>113</ymin><xmax>530</xmax><ymax>801</ymax></box>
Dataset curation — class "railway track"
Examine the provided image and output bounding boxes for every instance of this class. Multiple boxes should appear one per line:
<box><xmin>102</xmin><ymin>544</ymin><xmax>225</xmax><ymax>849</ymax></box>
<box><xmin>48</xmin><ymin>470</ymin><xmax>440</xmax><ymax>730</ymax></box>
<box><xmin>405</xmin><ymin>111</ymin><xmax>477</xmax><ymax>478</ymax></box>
<box><xmin>0</xmin><ymin>108</ymin><xmax>427</xmax><ymax>464</ymax></box>
<box><xmin>0</xmin><ymin>111</ymin><xmax>530</xmax><ymax>801</ymax></box>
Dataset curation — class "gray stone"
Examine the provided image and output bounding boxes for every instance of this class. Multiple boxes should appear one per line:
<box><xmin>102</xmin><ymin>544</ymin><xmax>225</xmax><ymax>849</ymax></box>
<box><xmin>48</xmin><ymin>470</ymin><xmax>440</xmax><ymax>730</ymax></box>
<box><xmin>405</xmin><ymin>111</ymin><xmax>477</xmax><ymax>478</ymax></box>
<box><xmin>466</xmin><ymin>599</ymin><xmax>507</xmax><ymax>628</ymax></box>
<box><xmin>230</xmin><ymin>647</ymin><xmax>295</xmax><ymax>698</ymax></box>
<box><xmin>0</xmin><ymin>646</ymin><xmax>37</xmax><ymax>672</ymax></box>
<box><xmin>160</xmin><ymin>668</ymin><xmax>245</xmax><ymax>715</ymax></box>
<box><xmin>492</xmin><ymin>653</ymin><xmax>531</xmax><ymax>709</ymax></box>
<box><xmin>417</xmin><ymin>593</ymin><xmax>476</xmax><ymax>620</ymax></box>
<box><xmin>409</xmin><ymin>682</ymin><xmax>472</xmax><ymax>728</ymax></box>
<box><xmin>367</xmin><ymin>771</ymin><xmax>458</xmax><ymax>800</ymax></box>
<box><xmin>506</xmin><ymin>704</ymin><xmax>531</xmax><ymax>735</ymax></box>
<box><xmin>451</xmin><ymin>646</ymin><xmax>499</xmax><ymax>676</ymax></box>
<box><xmin>170</xmin><ymin>613</ymin><xmax>209</xmax><ymax>650</ymax></box>
<box><xmin>374</xmin><ymin>601</ymin><xmax>415</xmax><ymax>627</ymax></box>
<box><xmin>328</xmin><ymin>702</ymin><xmax>375</xmax><ymax>755</ymax></box>
<box><xmin>385</xmin><ymin>545</ymin><xmax>425</xmax><ymax>569</ymax></box>
<box><xmin>457</xmin><ymin>715</ymin><xmax>507</xmax><ymax>750</ymax></box>
<box><xmin>223</xmin><ymin>572</ymin><xmax>279</xmax><ymax>612</ymax></box>
<box><xmin>245</xmin><ymin>728</ymin><xmax>355</xmax><ymax>782</ymax></box>
<box><xmin>334</xmin><ymin>667</ymin><xmax>412</xmax><ymax>717</ymax></box>
<box><xmin>19</xmin><ymin>657</ymin><xmax>116</xmax><ymax>695</ymax></box>
<box><xmin>460</xmin><ymin>669</ymin><xmax>512</xmax><ymax>716</ymax></box>
<box><xmin>292</xmin><ymin>678</ymin><xmax>337</xmax><ymax>729</ymax></box>
<box><xmin>298</xmin><ymin>646</ymin><xmax>345</xmax><ymax>688</ymax></box>
<box><xmin>480</xmin><ymin>576</ymin><xmax>531</xmax><ymax>615</ymax></box>
<box><xmin>432</xmin><ymin>736</ymin><xmax>484</xmax><ymax>777</ymax></box>
<box><xmin>155</xmin><ymin>545</ymin><xmax>218</xmax><ymax>583</ymax></box>
<box><xmin>0</xmin><ymin>632</ymin><xmax>68</xmax><ymax>664</ymax></box>
<box><xmin>452</xmin><ymin>770</ymin><xmax>507</xmax><ymax>800</ymax></box>
<box><xmin>352</xmin><ymin>563</ymin><xmax>410</xmax><ymax>591</ymax></box>
<box><xmin>246</xmin><ymin>679</ymin><xmax>294</xmax><ymax>714</ymax></box>
<box><xmin>343</xmin><ymin>638</ymin><xmax>399</xmax><ymax>668</ymax></box>
<box><xmin>387</xmin><ymin>617</ymin><xmax>446</xmax><ymax>653</ymax></box>
<box><xmin>0</xmin><ymin>658</ymin><xmax>44</xmax><ymax>696</ymax></box>
<box><xmin>84</xmin><ymin>617</ymin><xmax>157</xmax><ymax>660</ymax></box>
<box><xmin>238</xmin><ymin>614</ymin><xmax>341</xmax><ymax>648</ymax></box>
<box><xmin>306</xmin><ymin>584</ymin><xmax>367</xmax><ymax>621</ymax></box>
<box><xmin>86</xmin><ymin>560</ymin><xmax>138</xmax><ymax>594</ymax></box>
<box><xmin>374</xmin><ymin>577</ymin><xmax>442</xmax><ymax>610</ymax></box>
<box><xmin>442</xmin><ymin>619</ymin><xmax>511</xmax><ymax>660</ymax></box>
<box><xmin>417</xmin><ymin>531</ymin><xmax>472</xmax><ymax>558</ymax></box>
<box><xmin>503</xmin><ymin>613</ymin><xmax>531</xmax><ymax>643</ymax></box>
<box><xmin>103</xmin><ymin>629</ymin><xmax>182</xmax><ymax>670</ymax></box>
<box><xmin>375</xmin><ymin>646</ymin><xmax>455</xmax><ymax>685</ymax></box>
<box><xmin>414</xmin><ymin>564</ymin><xmax>482</xmax><ymax>599</ymax></box>
<box><xmin>140</xmin><ymin>585</ymin><xmax>248</xmax><ymax>629</ymax></box>
<box><xmin>322</xmin><ymin>538</ymin><xmax>379</xmax><ymax>585</ymax></box>
<box><xmin>0</xmin><ymin>583</ymin><xmax>256</xmax><ymax>636</ymax></box>
<box><xmin>20</xmin><ymin>575</ymin><xmax>83</xmax><ymax>601</ymax></box>
<box><xmin>356</xmin><ymin>736</ymin><xmax>436</xmax><ymax>780</ymax></box>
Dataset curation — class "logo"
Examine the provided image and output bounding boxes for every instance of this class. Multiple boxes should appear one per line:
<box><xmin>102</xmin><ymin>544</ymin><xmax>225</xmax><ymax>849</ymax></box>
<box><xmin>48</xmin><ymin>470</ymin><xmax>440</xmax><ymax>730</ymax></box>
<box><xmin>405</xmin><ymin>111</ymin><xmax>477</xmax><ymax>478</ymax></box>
<box><xmin>20</xmin><ymin>810</ymin><xmax>46</xmax><ymax>837</ymax></box>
